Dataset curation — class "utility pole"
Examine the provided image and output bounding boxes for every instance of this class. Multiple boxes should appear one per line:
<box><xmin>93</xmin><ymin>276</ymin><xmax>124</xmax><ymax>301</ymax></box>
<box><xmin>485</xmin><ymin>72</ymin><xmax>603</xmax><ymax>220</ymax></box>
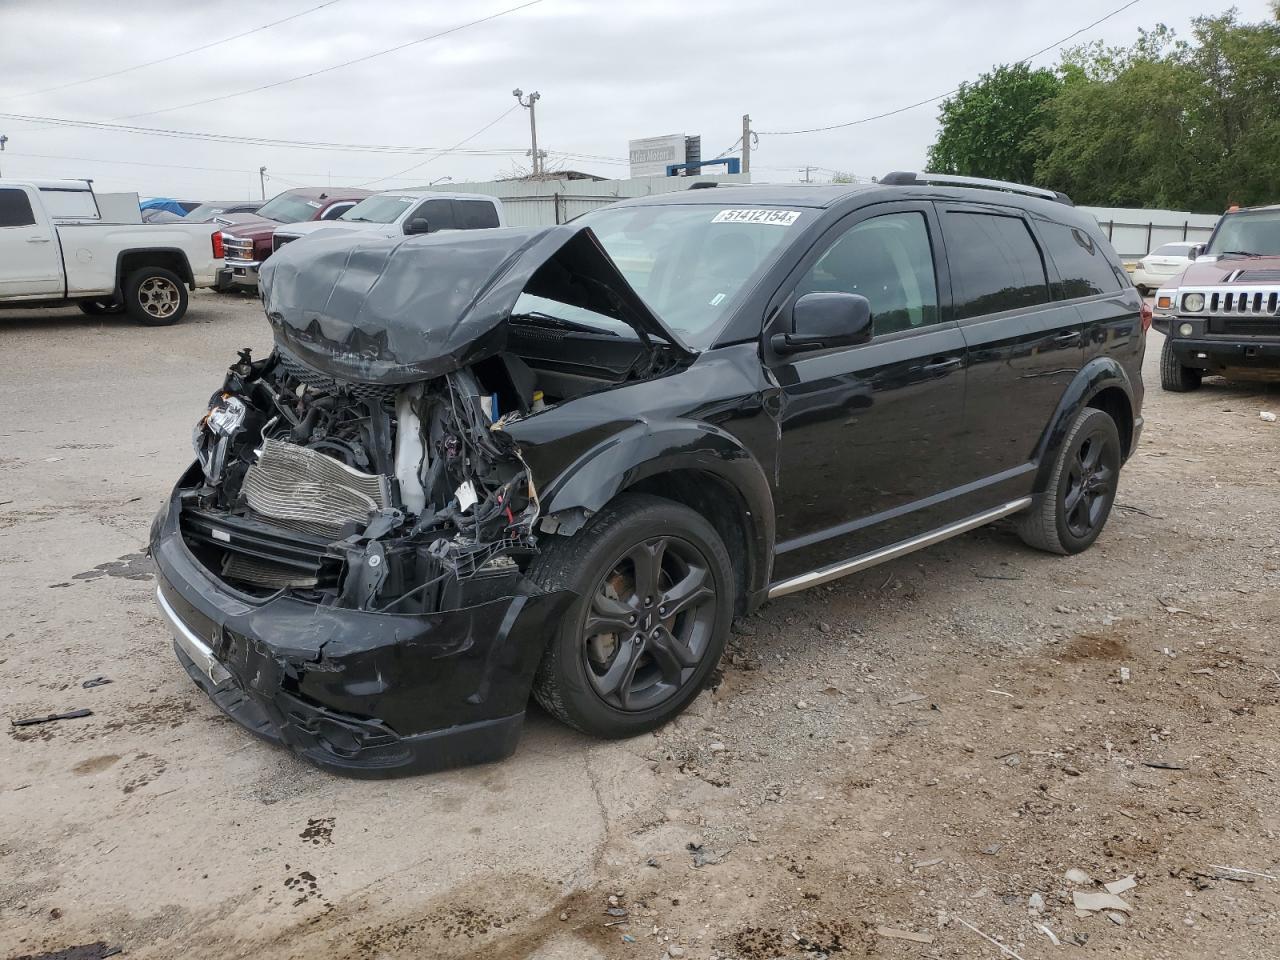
<box><xmin>0</xmin><ymin>135</ymin><xmax>8</xmax><ymax>178</ymax></box>
<box><xmin>741</xmin><ymin>114</ymin><xmax>752</xmax><ymax>176</ymax></box>
<box><xmin>513</xmin><ymin>88</ymin><xmax>544</xmax><ymax>177</ymax></box>
<box><xmin>800</xmin><ymin>165</ymin><xmax>813</xmax><ymax>183</ymax></box>
<box><xmin>259</xmin><ymin>166</ymin><xmax>267</xmax><ymax>200</ymax></box>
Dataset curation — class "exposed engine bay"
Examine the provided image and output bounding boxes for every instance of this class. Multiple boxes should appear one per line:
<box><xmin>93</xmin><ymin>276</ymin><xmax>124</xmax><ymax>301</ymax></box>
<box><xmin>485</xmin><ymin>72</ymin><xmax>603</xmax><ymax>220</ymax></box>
<box><xmin>186</xmin><ymin>347</ymin><xmax>551</xmax><ymax>614</ymax></box>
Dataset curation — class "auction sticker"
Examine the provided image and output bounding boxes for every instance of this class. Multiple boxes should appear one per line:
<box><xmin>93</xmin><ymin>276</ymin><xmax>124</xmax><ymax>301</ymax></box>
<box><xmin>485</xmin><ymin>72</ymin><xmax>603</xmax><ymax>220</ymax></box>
<box><xmin>712</xmin><ymin>208</ymin><xmax>802</xmax><ymax>226</ymax></box>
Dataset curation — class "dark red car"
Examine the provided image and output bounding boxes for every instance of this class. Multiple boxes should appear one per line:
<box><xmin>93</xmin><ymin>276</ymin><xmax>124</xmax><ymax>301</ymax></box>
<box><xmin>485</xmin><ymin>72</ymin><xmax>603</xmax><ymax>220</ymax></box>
<box><xmin>218</xmin><ymin>187</ymin><xmax>371</xmax><ymax>291</ymax></box>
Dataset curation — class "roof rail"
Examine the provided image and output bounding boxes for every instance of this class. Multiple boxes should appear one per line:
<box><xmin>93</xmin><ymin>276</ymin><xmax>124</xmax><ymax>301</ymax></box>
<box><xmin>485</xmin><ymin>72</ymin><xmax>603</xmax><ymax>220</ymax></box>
<box><xmin>880</xmin><ymin>171</ymin><xmax>1072</xmax><ymax>206</ymax></box>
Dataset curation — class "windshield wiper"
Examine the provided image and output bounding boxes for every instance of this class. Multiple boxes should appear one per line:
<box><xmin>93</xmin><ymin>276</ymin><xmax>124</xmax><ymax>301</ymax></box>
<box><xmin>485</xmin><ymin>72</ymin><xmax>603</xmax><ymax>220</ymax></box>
<box><xmin>510</xmin><ymin>311</ymin><xmax>619</xmax><ymax>336</ymax></box>
<box><xmin>1216</xmin><ymin>250</ymin><xmax>1259</xmax><ymax>258</ymax></box>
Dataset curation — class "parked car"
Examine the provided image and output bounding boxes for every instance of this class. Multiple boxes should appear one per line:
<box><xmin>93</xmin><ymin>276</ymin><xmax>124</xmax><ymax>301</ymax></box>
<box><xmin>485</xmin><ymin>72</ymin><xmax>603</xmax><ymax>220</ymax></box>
<box><xmin>270</xmin><ymin>191</ymin><xmax>504</xmax><ymax>249</ymax></box>
<box><xmin>0</xmin><ymin>178</ymin><xmax>224</xmax><ymax>324</ymax></box>
<box><xmin>218</xmin><ymin>187</ymin><xmax>371</xmax><ymax>291</ymax></box>
<box><xmin>151</xmin><ymin>173</ymin><xmax>1145</xmax><ymax>776</ymax></box>
<box><xmin>182</xmin><ymin>200</ymin><xmax>264</xmax><ymax>223</ymax></box>
<box><xmin>1153</xmin><ymin>203</ymin><xmax>1280</xmax><ymax>391</ymax></box>
<box><xmin>1131</xmin><ymin>241</ymin><xmax>1197</xmax><ymax>294</ymax></box>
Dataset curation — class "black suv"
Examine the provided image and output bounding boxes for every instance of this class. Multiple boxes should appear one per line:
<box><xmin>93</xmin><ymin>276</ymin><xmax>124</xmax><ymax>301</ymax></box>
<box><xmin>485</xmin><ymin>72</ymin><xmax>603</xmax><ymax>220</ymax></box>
<box><xmin>151</xmin><ymin>172</ymin><xmax>1146</xmax><ymax>776</ymax></box>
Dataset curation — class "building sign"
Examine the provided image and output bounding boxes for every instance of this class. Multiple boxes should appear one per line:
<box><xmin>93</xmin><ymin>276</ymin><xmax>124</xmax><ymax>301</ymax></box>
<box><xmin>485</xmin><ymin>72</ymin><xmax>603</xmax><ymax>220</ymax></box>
<box><xmin>629</xmin><ymin>134</ymin><xmax>687</xmax><ymax>178</ymax></box>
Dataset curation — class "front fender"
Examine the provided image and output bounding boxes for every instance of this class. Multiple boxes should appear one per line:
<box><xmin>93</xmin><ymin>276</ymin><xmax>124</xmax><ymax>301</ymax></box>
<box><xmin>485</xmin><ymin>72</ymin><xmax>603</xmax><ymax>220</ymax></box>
<box><xmin>533</xmin><ymin>418</ymin><xmax>776</xmax><ymax>602</ymax></box>
<box><xmin>1032</xmin><ymin>356</ymin><xmax>1137</xmax><ymax>495</ymax></box>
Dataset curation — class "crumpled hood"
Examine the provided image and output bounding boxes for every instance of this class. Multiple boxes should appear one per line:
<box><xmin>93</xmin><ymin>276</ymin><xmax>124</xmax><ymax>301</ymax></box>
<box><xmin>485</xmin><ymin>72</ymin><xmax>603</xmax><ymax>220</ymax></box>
<box><xmin>259</xmin><ymin>223</ymin><xmax>694</xmax><ymax>385</ymax></box>
<box><xmin>1179</xmin><ymin>255</ymin><xmax>1280</xmax><ymax>286</ymax></box>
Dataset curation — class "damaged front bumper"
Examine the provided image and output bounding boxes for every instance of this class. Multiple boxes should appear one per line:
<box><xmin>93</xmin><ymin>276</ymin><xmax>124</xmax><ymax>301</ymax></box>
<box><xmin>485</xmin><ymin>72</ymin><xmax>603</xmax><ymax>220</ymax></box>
<box><xmin>149</xmin><ymin>483</ymin><xmax>572</xmax><ymax>778</ymax></box>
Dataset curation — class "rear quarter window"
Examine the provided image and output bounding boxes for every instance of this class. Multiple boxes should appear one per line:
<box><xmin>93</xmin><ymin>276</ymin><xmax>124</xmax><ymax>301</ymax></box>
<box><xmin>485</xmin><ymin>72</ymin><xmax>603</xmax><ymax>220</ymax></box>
<box><xmin>1037</xmin><ymin>219</ymin><xmax>1126</xmax><ymax>299</ymax></box>
<box><xmin>0</xmin><ymin>188</ymin><xmax>37</xmax><ymax>228</ymax></box>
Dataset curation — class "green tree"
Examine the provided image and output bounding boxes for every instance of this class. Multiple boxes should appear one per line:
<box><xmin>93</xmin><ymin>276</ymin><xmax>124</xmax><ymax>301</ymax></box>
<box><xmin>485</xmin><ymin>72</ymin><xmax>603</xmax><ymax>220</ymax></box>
<box><xmin>1035</xmin><ymin>9</ymin><xmax>1280</xmax><ymax>210</ymax></box>
<box><xmin>926</xmin><ymin>64</ymin><xmax>1062</xmax><ymax>183</ymax></box>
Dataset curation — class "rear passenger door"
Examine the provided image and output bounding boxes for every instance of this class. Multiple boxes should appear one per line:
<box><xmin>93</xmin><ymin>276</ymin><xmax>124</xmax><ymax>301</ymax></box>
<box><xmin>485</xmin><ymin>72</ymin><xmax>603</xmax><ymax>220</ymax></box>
<box><xmin>0</xmin><ymin>186</ymin><xmax>62</xmax><ymax>297</ymax></box>
<box><xmin>938</xmin><ymin>204</ymin><xmax>1082</xmax><ymax>501</ymax></box>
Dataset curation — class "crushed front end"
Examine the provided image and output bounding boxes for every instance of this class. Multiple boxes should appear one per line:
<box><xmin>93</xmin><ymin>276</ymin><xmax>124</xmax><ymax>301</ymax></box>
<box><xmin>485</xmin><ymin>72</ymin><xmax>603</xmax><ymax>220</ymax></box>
<box><xmin>150</xmin><ymin>347</ymin><xmax>569</xmax><ymax>776</ymax></box>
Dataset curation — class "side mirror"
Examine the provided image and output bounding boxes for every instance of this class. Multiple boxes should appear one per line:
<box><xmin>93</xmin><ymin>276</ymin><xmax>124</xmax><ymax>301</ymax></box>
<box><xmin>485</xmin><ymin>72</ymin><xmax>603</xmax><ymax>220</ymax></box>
<box><xmin>770</xmin><ymin>293</ymin><xmax>873</xmax><ymax>355</ymax></box>
<box><xmin>1188</xmin><ymin>243</ymin><xmax>1205</xmax><ymax>261</ymax></box>
<box><xmin>404</xmin><ymin>218</ymin><xmax>431</xmax><ymax>236</ymax></box>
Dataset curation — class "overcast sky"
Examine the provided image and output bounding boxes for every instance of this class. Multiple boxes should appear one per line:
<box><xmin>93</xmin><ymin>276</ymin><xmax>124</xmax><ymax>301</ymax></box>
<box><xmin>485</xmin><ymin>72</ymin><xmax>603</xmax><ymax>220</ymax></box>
<box><xmin>0</xmin><ymin>0</ymin><xmax>1273</xmax><ymax>199</ymax></box>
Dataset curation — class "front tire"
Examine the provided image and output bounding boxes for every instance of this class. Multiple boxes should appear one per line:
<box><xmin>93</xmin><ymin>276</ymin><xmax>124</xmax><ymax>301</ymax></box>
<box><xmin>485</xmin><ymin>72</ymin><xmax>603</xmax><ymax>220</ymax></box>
<box><xmin>123</xmin><ymin>267</ymin><xmax>188</xmax><ymax>326</ymax></box>
<box><xmin>528</xmin><ymin>494</ymin><xmax>734</xmax><ymax>739</ymax></box>
<box><xmin>1017</xmin><ymin>407</ymin><xmax>1122</xmax><ymax>556</ymax></box>
<box><xmin>1160</xmin><ymin>338</ymin><xmax>1202</xmax><ymax>392</ymax></box>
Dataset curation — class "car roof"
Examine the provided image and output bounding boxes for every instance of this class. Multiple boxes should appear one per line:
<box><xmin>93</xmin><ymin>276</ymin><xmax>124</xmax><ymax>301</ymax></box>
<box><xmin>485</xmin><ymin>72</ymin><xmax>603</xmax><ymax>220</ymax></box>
<box><xmin>281</xmin><ymin>187</ymin><xmax>373</xmax><ymax>201</ymax></box>
<box><xmin>364</xmin><ymin>190</ymin><xmax>499</xmax><ymax>202</ymax></box>
<box><xmin>614</xmin><ymin>183</ymin><xmax>877</xmax><ymax>209</ymax></box>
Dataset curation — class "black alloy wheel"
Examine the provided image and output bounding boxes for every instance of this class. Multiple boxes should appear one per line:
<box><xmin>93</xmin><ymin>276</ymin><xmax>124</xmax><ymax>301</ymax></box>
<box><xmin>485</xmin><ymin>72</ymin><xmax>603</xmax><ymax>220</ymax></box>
<box><xmin>529</xmin><ymin>493</ymin><xmax>734</xmax><ymax>738</ymax></box>
<box><xmin>1017</xmin><ymin>406</ymin><xmax>1122</xmax><ymax>555</ymax></box>
<box><xmin>1062</xmin><ymin>430</ymin><xmax>1118</xmax><ymax>541</ymax></box>
<box><xmin>580</xmin><ymin>535</ymin><xmax>717</xmax><ymax>713</ymax></box>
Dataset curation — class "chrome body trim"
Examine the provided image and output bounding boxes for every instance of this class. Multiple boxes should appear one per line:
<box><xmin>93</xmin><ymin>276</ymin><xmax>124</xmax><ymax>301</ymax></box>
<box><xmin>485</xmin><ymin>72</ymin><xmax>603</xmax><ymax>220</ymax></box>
<box><xmin>767</xmin><ymin>497</ymin><xmax>1033</xmax><ymax>599</ymax></box>
<box><xmin>155</xmin><ymin>587</ymin><xmax>230</xmax><ymax>686</ymax></box>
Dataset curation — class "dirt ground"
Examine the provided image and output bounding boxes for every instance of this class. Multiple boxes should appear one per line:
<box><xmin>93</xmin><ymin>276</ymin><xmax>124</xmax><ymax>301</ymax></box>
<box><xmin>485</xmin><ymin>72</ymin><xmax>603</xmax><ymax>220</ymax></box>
<box><xmin>1</xmin><ymin>291</ymin><xmax>1277</xmax><ymax>960</ymax></box>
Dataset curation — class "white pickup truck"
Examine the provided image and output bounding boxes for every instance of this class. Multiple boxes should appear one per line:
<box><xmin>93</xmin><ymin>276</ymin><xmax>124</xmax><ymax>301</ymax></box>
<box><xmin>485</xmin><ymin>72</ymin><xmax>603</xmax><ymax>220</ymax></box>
<box><xmin>269</xmin><ymin>191</ymin><xmax>505</xmax><ymax>252</ymax></box>
<box><xmin>0</xmin><ymin>178</ymin><xmax>224</xmax><ymax>325</ymax></box>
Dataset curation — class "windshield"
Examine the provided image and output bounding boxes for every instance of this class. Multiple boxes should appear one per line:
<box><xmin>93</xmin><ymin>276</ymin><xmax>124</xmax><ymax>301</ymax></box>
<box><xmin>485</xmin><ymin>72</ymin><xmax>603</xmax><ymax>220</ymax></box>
<box><xmin>574</xmin><ymin>203</ymin><xmax>807</xmax><ymax>345</ymax></box>
<box><xmin>340</xmin><ymin>194</ymin><xmax>416</xmax><ymax>224</ymax></box>
<box><xmin>1205</xmin><ymin>210</ymin><xmax>1280</xmax><ymax>257</ymax></box>
<box><xmin>257</xmin><ymin>193</ymin><xmax>323</xmax><ymax>223</ymax></box>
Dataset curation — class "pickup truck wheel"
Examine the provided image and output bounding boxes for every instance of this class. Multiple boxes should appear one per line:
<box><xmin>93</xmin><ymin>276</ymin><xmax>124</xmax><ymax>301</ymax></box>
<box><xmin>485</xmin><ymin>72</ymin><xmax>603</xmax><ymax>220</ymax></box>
<box><xmin>78</xmin><ymin>300</ymin><xmax>125</xmax><ymax>316</ymax></box>
<box><xmin>528</xmin><ymin>493</ymin><xmax>734</xmax><ymax>739</ymax></box>
<box><xmin>1159</xmin><ymin>338</ymin><xmax>1202</xmax><ymax>392</ymax></box>
<box><xmin>1017</xmin><ymin>407</ymin><xmax>1121</xmax><ymax>556</ymax></box>
<box><xmin>124</xmin><ymin>267</ymin><xmax>188</xmax><ymax>326</ymax></box>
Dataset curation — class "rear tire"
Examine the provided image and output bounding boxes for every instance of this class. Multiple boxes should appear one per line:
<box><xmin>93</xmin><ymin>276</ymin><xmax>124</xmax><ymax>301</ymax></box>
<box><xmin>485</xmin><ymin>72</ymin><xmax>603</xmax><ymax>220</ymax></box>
<box><xmin>1017</xmin><ymin>407</ymin><xmax>1122</xmax><ymax>556</ymax></box>
<box><xmin>528</xmin><ymin>493</ymin><xmax>734</xmax><ymax>739</ymax></box>
<box><xmin>78</xmin><ymin>300</ymin><xmax>124</xmax><ymax>316</ymax></box>
<box><xmin>1160</xmin><ymin>338</ymin><xmax>1202</xmax><ymax>392</ymax></box>
<box><xmin>123</xmin><ymin>267</ymin><xmax>188</xmax><ymax>326</ymax></box>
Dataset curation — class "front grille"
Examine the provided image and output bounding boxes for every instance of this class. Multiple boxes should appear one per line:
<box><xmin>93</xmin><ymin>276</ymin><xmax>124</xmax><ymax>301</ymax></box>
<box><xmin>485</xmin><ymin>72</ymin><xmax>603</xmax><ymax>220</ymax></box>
<box><xmin>242</xmin><ymin>439</ymin><xmax>389</xmax><ymax>539</ymax></box>
<box><xmin>1180</xmin><ymin>286</ymin><xmax>1280</xmax><ymax>317</ymax></box>
<box><xmin>272</xmin><ymin>234</ymin><xmax>297</xmax><ymax>253</ymax></box>
<box><xmin>277</xmin><ymin>352</ymin><xmax>396</xmax><ymax>403</ymax></box>
<box><xmin>1207</xmin><ymin>289</ymin><xmax>1279</xmax><ymax>315</ymax></box>
<box><xmin>181</xmin><ymin>507</ymin><xmax>337</xmax><ymax>589</ymax></box>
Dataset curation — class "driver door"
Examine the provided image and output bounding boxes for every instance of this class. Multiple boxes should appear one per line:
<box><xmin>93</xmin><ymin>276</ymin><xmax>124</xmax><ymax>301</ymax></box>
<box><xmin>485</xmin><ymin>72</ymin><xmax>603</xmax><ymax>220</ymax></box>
<box><xmin>767</xmin><ymin>202</ymin><xmax>967</xmax><ymax>582</ymax></box>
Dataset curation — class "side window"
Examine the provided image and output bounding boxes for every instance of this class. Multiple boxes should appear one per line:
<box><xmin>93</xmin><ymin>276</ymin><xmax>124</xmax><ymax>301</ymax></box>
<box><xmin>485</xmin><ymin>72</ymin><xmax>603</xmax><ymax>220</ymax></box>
<box><xmin>795</xmin><ymin>211</ymin><xmax>939</xmax><ymax>336</ymax></box>
<box><xmin>1037</xmin><ymin>219</ymin><xmax>1125</xmax><ymax>299</ymax></box>
<box><xmin>0</xmin><ymin>188</ymin><xmax>37</xmax><ymax>228</ymax></box>
<box><xmin>942</xmin><ymin>212</ymin><xmax>1049</xmax><ymax>319</ymax></box>
<box><xmin>453</xmin><ymin>199</ymin><xmax>500</xmax><ymax>229</ymax></box>
<box><xmin>409</xmin><ymin>198</ymin><xmax>455</xmax><ymax>233</ymax></box>
<box><xmin>320</xmin><ymin>202</ymin><xmax>355</xmax><ymax>221</ymax></box>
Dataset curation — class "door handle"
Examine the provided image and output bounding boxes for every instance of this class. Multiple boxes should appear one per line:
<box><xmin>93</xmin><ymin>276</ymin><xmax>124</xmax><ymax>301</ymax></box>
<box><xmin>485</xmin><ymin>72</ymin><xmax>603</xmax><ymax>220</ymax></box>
<box><xmin>921</xmin><ymin>356</ymin><xmax>963</xmax><ymax>373</ymax></box>
<box><xmin>27</xmin><ymin>237</ymin><xmax>52</xmax><ymax>244</ymax></box>
<box><xmin>1052</xmin><ymin>330</ymin><xmax>1081</xmax><ymax>343</ymax></box>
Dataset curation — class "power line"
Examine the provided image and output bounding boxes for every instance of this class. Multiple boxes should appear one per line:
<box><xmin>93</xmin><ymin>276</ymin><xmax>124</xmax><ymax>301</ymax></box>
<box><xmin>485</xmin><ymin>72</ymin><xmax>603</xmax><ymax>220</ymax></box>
<box><xmin>112</xmin><ymin>0</ymin><xmax>548</xmax><ymax>122</ymax></box>
<box><xmin>357</xmin><ymin>105</ymin><xmax>521</xmax><ymax>186</ymax></box>
<box><xmin>0</xmin><ymin>110</ymin><xmax>535</xmax><ymax>155</ymax></box>
<box><xmin>0</xmin><ymin>1</ymin><xmax>345</xmax><ymax>104</ymax></box>
<box><xmin>757</xmin><ymin>0</ymin><xmax>1142</xmax><ymax>135</ymax></box>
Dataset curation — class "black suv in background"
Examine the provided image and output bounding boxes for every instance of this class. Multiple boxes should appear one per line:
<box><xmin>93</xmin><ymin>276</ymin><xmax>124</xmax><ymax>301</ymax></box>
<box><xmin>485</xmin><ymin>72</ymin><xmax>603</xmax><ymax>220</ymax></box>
<box><xmin>151</xmin><ymin>172</ymin><xmax>1146</xmax><ymax>776</ymax></box>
